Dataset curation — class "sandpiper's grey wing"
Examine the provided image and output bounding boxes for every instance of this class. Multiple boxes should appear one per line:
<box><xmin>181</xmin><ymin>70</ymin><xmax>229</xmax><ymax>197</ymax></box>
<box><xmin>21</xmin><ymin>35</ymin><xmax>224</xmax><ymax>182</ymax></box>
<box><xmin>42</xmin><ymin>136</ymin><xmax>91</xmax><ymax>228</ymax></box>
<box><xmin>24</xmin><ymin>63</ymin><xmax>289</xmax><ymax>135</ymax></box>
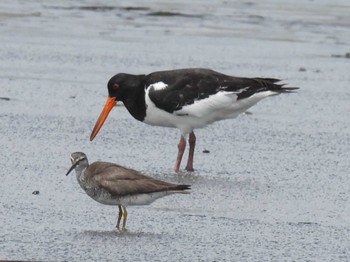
<box><xmin>87</xmin><ymin>161</ymin><xmax>151</xmax><ymax>180</ymax></box>
<box><xmin>89</xmin><ymin>162</ymin><xmax>189</xmax><ymax>196</ymax></box>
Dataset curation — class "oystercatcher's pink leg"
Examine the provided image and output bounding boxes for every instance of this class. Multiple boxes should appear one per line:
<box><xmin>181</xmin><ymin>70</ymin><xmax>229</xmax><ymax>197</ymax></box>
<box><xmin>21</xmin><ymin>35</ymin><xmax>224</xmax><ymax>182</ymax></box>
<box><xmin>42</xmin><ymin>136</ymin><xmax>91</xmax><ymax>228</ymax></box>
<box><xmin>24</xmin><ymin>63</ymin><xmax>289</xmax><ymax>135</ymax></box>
<box><xmin>174</xmin><ymin>136</ymin><xmax>186</xmax><ymax>172</ymax></box>
<box><xmin>185</xmin><ymin>131</ymin><xmax>196</xmax><ymax>172</ymax></box>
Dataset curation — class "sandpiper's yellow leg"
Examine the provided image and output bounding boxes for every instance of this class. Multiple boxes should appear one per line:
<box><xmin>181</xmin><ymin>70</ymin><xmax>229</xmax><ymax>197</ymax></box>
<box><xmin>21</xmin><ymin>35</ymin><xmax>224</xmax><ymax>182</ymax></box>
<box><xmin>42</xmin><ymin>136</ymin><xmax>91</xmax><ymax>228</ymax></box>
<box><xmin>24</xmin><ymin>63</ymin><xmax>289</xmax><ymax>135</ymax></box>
<box><xmin>116</xmin><ymin>205</ymin><xmax>123</xmax><ymax>230</ymax></box>
<box><xmin>122</xmin><ymin>206</ymin><xmax>128</xmax><ymax>231</ymax></box>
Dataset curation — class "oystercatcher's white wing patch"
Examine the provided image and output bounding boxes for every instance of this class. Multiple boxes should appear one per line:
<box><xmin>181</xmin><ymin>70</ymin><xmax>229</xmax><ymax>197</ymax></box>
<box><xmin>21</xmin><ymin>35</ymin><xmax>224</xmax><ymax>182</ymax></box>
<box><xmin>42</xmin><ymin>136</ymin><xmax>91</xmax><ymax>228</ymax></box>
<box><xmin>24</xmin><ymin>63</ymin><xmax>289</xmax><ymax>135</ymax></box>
<box><xmin>149</xmin><ymin>81</ymin><xmax>168</xmax><ymax>91</ymax></box>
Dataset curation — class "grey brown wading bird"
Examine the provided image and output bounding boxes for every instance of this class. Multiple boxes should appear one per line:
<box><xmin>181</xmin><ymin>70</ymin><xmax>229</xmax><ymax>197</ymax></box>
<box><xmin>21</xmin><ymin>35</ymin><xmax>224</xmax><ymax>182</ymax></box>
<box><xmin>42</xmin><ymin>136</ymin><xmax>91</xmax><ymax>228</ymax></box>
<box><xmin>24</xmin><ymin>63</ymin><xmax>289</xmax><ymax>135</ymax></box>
<box><xmin>66</xmin><ymin>152</ymin><xmax>191</xmax><ymax>231</ymax></box>
<box><xmin>90</xmin><ymin>68</ymin><xmax>298</xmax><ymax>172</ymax></box>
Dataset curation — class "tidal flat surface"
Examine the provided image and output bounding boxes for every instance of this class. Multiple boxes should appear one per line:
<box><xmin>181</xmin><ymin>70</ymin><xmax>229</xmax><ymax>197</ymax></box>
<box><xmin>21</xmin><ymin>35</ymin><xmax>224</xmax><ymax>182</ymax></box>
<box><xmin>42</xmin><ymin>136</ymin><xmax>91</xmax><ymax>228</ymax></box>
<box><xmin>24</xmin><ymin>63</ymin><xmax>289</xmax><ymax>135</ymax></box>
<box><xmin>1</xmin><ymin>0</ymin><xmax>350</xmax><ymax>261</ymax></box>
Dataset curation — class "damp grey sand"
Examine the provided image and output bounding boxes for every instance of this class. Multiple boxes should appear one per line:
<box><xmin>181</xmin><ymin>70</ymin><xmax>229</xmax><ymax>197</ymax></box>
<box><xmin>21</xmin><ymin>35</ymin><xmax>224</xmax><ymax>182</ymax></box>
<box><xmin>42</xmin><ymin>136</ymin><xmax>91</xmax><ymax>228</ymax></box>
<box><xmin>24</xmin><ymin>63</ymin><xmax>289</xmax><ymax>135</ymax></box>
<box><xmin>1</xmin><ymin>0</ymin><xmax>350</xmax><ymax>261</ymax></box>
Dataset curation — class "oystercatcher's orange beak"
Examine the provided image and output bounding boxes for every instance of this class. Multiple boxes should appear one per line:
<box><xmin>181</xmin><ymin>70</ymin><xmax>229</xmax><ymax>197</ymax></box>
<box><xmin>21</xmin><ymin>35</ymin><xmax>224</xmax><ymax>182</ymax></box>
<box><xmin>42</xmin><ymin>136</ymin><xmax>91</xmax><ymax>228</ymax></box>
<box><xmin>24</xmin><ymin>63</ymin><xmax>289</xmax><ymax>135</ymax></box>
<box><xmin>90</xmin><ymin>96</ymin><xmax>116</xmax><ymax>141</ymax></box>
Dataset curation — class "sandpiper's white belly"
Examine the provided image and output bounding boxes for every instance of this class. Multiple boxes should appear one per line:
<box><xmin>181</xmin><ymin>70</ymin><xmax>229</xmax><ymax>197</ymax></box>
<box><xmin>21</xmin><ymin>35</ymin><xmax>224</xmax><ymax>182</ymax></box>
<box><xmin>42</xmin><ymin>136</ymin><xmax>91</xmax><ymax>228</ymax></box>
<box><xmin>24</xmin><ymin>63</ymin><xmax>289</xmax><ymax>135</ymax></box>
<box><xmin>93</xmin><ymin>191</ymin><xmax>172</xmax><ymax>206</ymax></box>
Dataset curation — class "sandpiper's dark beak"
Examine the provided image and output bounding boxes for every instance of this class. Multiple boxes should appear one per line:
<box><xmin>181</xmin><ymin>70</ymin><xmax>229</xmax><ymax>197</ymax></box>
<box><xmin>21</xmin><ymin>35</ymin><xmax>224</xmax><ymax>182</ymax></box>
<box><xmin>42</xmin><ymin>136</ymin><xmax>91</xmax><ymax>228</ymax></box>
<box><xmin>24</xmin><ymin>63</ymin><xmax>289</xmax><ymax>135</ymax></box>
<box><xmin>66</xmin><ymin>161</ymin><xmax>80</xmax><ymax>176</ymax></box>
<box><xmin>90</xmin><ymin>96</ymin><xmax>116</xmax><ymax>141</ymax></box>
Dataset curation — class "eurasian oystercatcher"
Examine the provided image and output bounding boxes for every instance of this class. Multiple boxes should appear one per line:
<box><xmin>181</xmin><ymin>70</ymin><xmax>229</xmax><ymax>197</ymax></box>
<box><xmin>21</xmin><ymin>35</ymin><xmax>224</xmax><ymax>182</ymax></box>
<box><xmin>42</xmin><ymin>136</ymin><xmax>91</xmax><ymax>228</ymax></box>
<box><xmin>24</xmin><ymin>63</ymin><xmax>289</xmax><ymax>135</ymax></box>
<box><xmin>90</xmin><ymin>68</ymin><xmax>298</xmax><ymax>172</ymax></box>
<box><xmin>66</xmin><ymin>152</ymin><xmax>190</xmax><ymax>231</ymax></box>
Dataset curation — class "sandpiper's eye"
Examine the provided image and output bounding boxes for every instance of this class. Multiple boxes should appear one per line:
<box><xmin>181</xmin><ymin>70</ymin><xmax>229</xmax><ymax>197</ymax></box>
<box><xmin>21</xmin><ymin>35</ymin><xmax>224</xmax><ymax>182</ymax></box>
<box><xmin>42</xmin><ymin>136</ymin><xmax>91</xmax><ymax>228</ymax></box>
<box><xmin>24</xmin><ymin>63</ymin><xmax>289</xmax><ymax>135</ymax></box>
<box><xmin>112</xmin><ymin>83</ymin><xmax>119</xmax><ymax>90</ymax></box>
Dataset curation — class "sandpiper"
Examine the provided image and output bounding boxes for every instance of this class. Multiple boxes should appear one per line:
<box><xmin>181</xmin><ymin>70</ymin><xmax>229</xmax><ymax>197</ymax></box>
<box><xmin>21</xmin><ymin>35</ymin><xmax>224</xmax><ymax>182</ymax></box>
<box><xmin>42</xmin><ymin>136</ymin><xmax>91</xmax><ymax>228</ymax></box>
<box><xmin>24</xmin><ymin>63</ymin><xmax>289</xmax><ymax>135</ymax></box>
<box><xmin>90</xmin><ymin>68</ymin><xmax>298</xmax><ymax>172</ymax></box>
<box><xmin>66</xmin><ymin>152</ymin><xmax>191</xmax><ymax>231</ymax></box>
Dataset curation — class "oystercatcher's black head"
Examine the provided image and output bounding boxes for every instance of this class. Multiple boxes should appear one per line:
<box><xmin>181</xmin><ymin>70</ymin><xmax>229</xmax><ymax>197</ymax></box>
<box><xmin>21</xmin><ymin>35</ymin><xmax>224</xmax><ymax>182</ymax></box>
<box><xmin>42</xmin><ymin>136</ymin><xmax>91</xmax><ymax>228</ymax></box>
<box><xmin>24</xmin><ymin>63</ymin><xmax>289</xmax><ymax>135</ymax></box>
<box><xmin>107</xmin><ymin>73</ymin><xmax>143</xmax><ymax>101</ymax></box>
<box><xmin>90</xmin><ymin>73</ymin><xmax>145</xmax><ymax>141</ymax></box>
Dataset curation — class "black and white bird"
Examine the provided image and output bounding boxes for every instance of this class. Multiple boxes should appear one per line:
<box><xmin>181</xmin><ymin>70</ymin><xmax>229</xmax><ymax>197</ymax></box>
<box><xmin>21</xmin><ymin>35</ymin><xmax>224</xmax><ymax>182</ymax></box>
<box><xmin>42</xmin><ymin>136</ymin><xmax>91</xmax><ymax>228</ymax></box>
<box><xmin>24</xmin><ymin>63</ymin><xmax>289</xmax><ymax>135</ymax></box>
<box><xmin>66</xmin><ymin>152</ymin><xmax>190</xmax><ymax>231</ymax></box>
<box><xmin>90</xmin><ymin>68</ymin><xmax>298</xmax><ymax>172</ymax></box>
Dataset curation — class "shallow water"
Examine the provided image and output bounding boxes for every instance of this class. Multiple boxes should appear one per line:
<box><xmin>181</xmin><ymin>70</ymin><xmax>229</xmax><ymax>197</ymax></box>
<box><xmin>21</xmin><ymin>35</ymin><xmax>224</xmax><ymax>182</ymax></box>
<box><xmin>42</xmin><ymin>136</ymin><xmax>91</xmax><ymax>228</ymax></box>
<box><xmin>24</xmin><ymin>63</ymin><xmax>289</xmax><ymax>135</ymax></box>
<box><xmin>1</xmin><ymin>0</ymin><xmax>350</xmax><ymax>261</ymax></box>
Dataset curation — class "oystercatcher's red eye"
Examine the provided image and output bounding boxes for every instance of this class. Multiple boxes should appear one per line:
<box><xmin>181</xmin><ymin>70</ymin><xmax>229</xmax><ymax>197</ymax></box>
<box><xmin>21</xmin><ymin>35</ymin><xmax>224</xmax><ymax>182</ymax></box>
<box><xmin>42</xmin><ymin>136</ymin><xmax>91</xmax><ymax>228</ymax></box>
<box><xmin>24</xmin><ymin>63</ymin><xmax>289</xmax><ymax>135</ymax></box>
<box><xmin>112</xmin><ymin>83</ymin><xmax>119</xmax><ymax>90</ymax></box>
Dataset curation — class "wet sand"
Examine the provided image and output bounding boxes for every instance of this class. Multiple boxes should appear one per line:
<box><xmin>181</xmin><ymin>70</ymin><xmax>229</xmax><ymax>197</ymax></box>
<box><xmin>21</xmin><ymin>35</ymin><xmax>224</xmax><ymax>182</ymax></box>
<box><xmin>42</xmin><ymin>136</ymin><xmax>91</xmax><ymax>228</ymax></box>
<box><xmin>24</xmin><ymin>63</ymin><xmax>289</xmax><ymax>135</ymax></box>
<box><xmin>1</xmin><ymin>0</ymin><xmax>350</xmax><ymax>261</ymax></box>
